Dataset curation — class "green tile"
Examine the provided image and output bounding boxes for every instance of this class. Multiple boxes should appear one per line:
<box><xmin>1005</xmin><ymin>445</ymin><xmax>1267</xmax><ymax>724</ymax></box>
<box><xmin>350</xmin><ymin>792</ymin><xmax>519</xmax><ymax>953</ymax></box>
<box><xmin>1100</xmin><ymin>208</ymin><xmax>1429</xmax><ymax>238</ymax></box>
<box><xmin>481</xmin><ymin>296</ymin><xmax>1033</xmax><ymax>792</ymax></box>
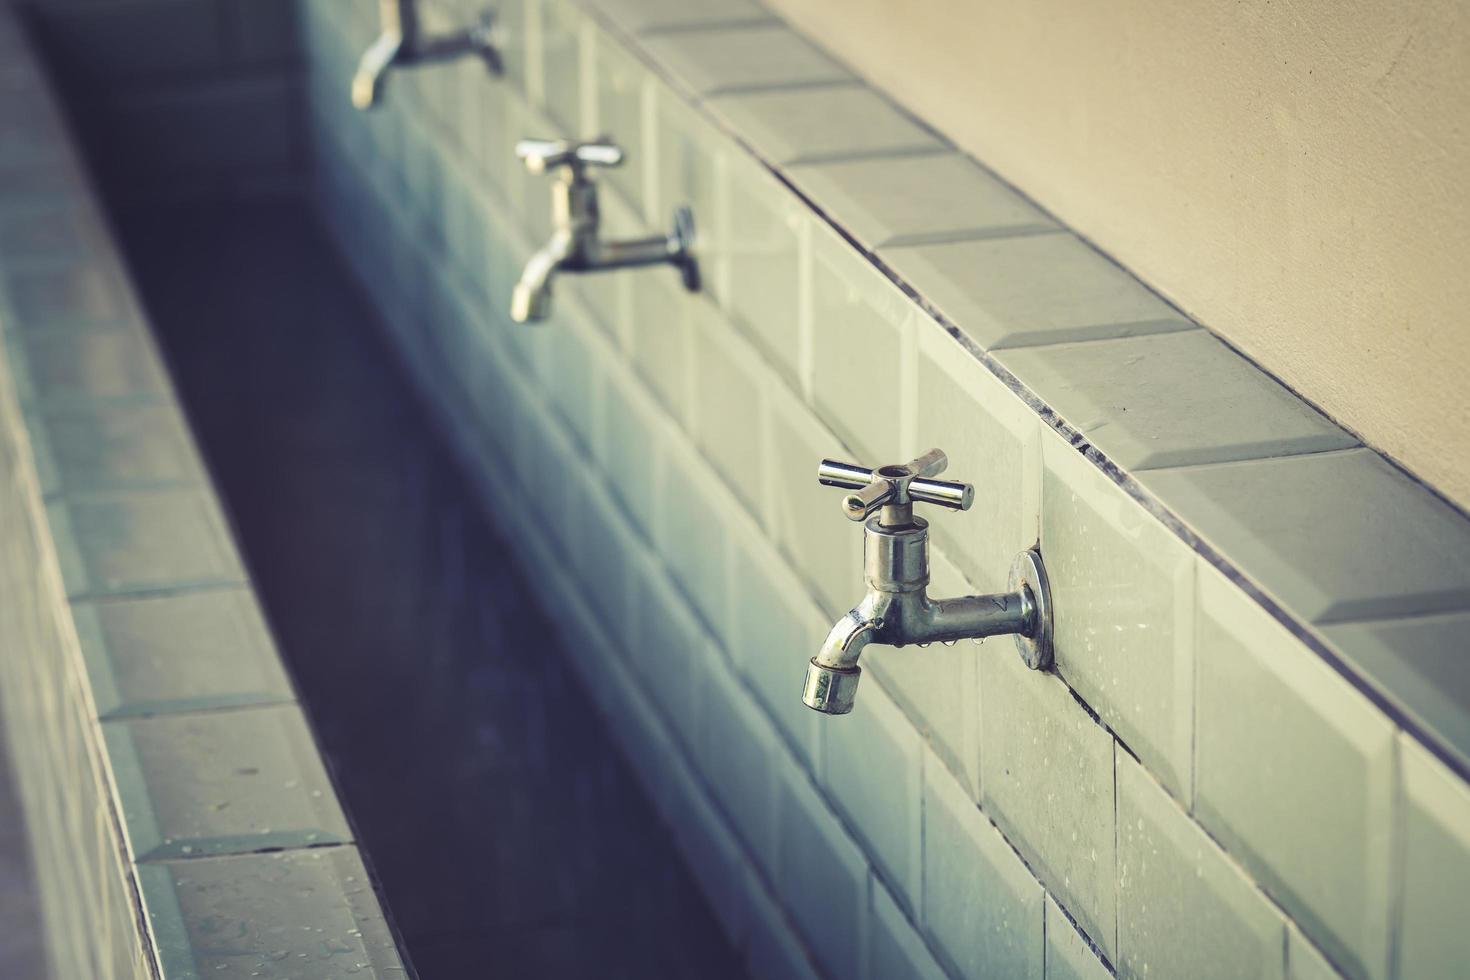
<box><xmin>539</xmin><ymin>0</ymin><xmax>585</xmax><ymax>133</ymax></box>
<box><xmin>787</xmin><ymin>152</ymin><xmax>1054</xmax><ymax>249</ymax></box>
<box><xmin>1045</xmin><ymin>896</ymin><xmax>1112</xmax><ymax>980</ymax></box>
<box><xmin>627</xmin><ymin>271</ymin><xmax>692</xmax><ymax>422</ymax></box>
<box><xmin>1042</xmin><ymin>434</ymin><xmax>1195</xmax><ymax>797</ymax></box>
<box><xmin>866</xmin><ymin>549</ymin><xmax>981</xmax><ymax>797</ymax></box>
<box><xmin>869</xmin><ymin>877</ymin><xmax>948</xmax><ymax>979</ymax></box>
<box><xmin>0</xmin><ymin>157</ymin><xmax>85</xmax><ymax>207</ymax></box>
<box><xmin>1117</xmin><ymin>748</ymin><xmax>1285</xmax><ymax>980</ymax></box>
<box><xmin>1195</xmin><ymin>562</ymin><xmax>1394</xmax><ymax>980</ymax></box>
<box><xmin>1288</xmin><ymin>925</ymin><xmax>1345</xmax><ymax>980</ymax></box>
<box><xmin>924</xmin><ymin>750</ymin><xmax>1045</xmax><ymax>980</ymax></box>
<box><xmin>809</xmin><ymin>224</ymin><xmax>910</xmax><ymax>463</ymax></box>
<box><xmin>655</xmin><ymin>84</ymin><xmax>726</xmax><ymax>296</ymax></box>
<box><xmin>73</xmin><ymin>589</ymin><xmax>294</xmax><ymax>720</ymax></box>
<box><xmin>10</xmin><ymin>327</ymin><xmax>170</xmax><ymax>406</ymax></box>
<box><xmin>25</xmin><ymin>401</ymin><xmax>204</xmax><ymax>496</ymax></box>
<box><xmin>104</xmin><ymin>705</ymin><xmax>350</xmax><ymax>862</ymax></box>
<box><xmin>724</xmin><ymin>155</ymin><xmax>804</xmax><ymax>382</ymax></box>
<box><xmin>979</xmin><ymin>643</ymin><xmax>1116</xmax><ymax>960</ymax></box>
<box><xmin>47</xmin><ymin>490</ymin><xmax>247</xmax><ymax>599</ymax></box>
<box><xmin>915</xmin><ymin>319</ymin><xmax>1041</xmax><ymax>594</ymax></box>
<box><xmin>822</xmin><ymin>681</ymin><xmax>922</xmax><ymax>914</ymax></box>
<box><xmin>1143</xmin><ymin>448</ymin><xmax>1470</xmax><ymax>624</ymax></box>
<box><xmin>707</xmin><ymin>84</ymin><xmax>943</xmax><ymax>165</ymax></box>
<box><xmin>999</xmin><ymin>331</ymin><xmax>1356</xmax><ymax>470</ymax></box>
<box><xmin>688</xmin><ymin>294</ymin><xmax>765</xmax><ymax>514</ymax></box>
<box><xmin>594</xmin><ymin>27</ymin><xmax>650</xmax><ymax>215</ymax></box>
<box><xmin>2</xmin><ymin>260</ymin><xmax>129</xmax><ymax>330</ymax></box>
<box><xmin>1323</xmin><ymin>612</ymin><xmax>1470</xmax><ymax>774</ymax></box>
<box><xmin>725</xmin><ymin>528</ymin><xmax>826</xmax><ymax>769</ymax></box>
<box><xmin>585</xmin><ymin>0</ymin><xmax>774</xmax><ymax>32</ymax></box>
<box><xmin>775</xmin><ymin>766</ymin><xmax>868</xmax><ymax>980</ymax></box>
<box><xmin>0</xmin><ymin>202</ymin><xmax>103</xmax><ymax>267</ymax></box>
<box><xmin>762</xmin><ymin>379</ymin><xmax>863</xmax><ymax>619</ymax></box>
<box><xmin>138</xmin><ymin>847</ymin><xmax>405</xmax><ymax>978</ymax></box>
<box><xmin>885</xmin><ymin>231</ymin><xmax>1190</xmax><ymax>349</ymax></box>
<box><xmin>640</xmin><ymin>24</ymin><xmax>850</xmax><ymax>97</ymax></box>
<box><xmin>1397</xmin><ymin>735</ymin><xmax>1470</xmax><ymax>980</ymax></box>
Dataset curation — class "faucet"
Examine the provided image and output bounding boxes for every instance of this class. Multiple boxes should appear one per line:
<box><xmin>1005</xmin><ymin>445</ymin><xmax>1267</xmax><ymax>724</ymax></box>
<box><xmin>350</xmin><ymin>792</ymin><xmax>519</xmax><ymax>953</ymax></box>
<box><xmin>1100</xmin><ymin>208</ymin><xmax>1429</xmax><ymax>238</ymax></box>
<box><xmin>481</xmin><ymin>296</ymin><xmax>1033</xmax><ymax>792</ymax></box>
<box><xmin>353</xmin><ymin>0</ymin><xmax>502</xmax><ymax>110</ymax></box>
<box><xmin>804</xmin><ymin>449</ymin><xmax>1055</xmax><ymax>715</ymax></box>
<box><xmin>510</xmin><ymin>137</ymin><xmax>699</xmax><ymax>323</ymax></box>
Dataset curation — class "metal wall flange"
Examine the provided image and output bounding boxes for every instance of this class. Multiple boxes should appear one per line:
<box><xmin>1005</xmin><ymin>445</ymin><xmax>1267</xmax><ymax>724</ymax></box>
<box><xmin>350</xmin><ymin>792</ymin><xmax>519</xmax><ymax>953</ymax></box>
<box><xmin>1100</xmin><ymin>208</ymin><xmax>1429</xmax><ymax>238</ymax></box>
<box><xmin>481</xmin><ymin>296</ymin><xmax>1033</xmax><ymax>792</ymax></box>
<box><xmin>1008</xmin><ymin>548</ymin><xmax>1053</xmax><ymax>671</ymax></box>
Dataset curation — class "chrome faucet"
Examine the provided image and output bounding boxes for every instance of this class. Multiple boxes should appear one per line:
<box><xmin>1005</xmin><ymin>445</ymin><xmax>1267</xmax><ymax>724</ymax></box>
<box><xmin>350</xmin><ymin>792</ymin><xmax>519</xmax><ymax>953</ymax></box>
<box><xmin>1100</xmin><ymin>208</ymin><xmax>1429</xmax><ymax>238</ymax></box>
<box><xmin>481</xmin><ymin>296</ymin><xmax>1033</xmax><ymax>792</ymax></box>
<box><xmin>510</xmin><ymin>137</ymin><xmax>699</xmax><ymax>323</ymax></box>
<box><xmin>804</xmin><ymin>449</ymin><xmax>1054</xmax><ymax>715</ymax></box>
<box><xmin>352</xmin><ymin>0</ymin><xmax>502</xmax><ymax>110</ymax></box>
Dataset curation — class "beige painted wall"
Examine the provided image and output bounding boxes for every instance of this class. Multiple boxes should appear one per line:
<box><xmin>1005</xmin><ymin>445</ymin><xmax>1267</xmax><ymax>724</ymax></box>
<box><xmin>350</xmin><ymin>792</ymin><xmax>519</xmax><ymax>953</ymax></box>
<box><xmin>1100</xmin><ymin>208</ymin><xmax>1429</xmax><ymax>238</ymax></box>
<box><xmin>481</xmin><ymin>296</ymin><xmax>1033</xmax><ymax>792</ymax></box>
<box><xmin>766</xmin><ymin>0</ymin><xmax>1470</xmax><ymax>510</ymax></box>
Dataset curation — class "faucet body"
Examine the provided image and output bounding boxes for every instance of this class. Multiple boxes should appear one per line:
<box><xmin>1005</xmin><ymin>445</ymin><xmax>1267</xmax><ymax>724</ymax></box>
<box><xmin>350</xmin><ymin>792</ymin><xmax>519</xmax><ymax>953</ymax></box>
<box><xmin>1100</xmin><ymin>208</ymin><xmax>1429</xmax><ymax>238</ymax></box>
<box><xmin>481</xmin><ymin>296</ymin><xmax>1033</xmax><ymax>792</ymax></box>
<box><xmin>805</xmin><ymin>452</ymin><xmax>1054</xmax><ymax>715</ymax></box>
<box><xmin>353</xmin><ymin>0</ymin><xmax>501</xmax><ymax>110</ymax></box>
<box><xmin>510</xmin><ymin>139</ymin><xmax>698</xmax><ymax>323</ymax></box>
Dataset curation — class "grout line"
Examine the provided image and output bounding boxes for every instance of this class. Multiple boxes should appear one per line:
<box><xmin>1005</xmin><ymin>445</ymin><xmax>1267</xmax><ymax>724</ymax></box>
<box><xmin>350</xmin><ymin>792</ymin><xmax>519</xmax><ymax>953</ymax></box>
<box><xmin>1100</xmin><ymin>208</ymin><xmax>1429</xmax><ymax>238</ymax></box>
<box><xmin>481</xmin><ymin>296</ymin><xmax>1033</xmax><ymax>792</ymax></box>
<box><xmin>1129</xmin><ymin>443</ymin><xmax>1363</xmax><ymax>474</ymax></box>
<box><xmin>986</xmin><ymin>318</ymin><xmax>1200</xmax><ymax>354</ymax></box>
<box><xmin>636</xmin><ymin>16</ymin><xmax>781</xmax><ymax>38</ymax></box>
<box><xmin>1112</xmin><ymin>737</ymin><xmax>1120</xmax><ymax>961</ymax></box>
<box><xmin>97</xmin><ymin>698</ymin><xmax>301</xmax><ymax>725</ymax></box>
<box><xmin>133</xmin><ymin>838</ymin><xmax>354</xmax><ymax>866</ymax></box>
<box><xmin>1387</xmin><ymin>734</ymin><xmax>1407</xmax><ymax>979</ymax></box>
<box><xmin>877</xmin><ymin>221</ymin><xmax>1063</xmax><ymax>250</ymax></box>
<box><xmin>779</xmin><ymin>142</ymin><xmax>957</xmax><ymax>170</ymax></box>
<box><xmin>65</xmin><ymin>579</ymin><xmax>251</xmax><ymax>606</ymax></box>
<box><xmin>697</xmin><ymin>76</ymin><xmax>874</xmax><ymax>100</ymax></box>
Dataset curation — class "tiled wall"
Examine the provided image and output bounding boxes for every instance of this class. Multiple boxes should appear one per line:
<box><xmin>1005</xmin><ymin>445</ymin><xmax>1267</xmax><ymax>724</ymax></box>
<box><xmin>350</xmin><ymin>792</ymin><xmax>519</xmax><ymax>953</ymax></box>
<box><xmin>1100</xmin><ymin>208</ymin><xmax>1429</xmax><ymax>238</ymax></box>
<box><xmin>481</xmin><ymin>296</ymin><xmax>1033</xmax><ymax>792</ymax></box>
<box><xmin>0</xmin><ymin>20</ymin><xmax>156</xmax><ymax>978</ymax></box>
<box><xmin>300</xmin><ymin>2</ymin><xmax>1470</xmax><ymax>979</ymax></box>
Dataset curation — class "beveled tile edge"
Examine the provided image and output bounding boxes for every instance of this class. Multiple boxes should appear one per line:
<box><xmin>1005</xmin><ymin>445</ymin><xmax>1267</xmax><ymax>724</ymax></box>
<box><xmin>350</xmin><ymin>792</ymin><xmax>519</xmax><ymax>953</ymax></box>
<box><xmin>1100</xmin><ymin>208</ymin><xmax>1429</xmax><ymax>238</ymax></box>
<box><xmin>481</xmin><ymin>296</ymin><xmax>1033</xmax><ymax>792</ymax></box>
<box><xmin>1045</xmin><ymin>893</ymin><xmax>1114</xmax><ymax>980</ymax></box>
<box><xmin>136</xmin><ymin>848</ymin><xmax>409</xmax><ymax>980</ymax></box>
<box><xmin>1194</xmin><ymin>559</ymin><xmax>1396</xmax><ymax>980</ymax></box>
<box><xmin>71</xmin><ymin>593</ymin><xmax>297</xmax><ymax>722</ymax></box>
<box><xmin>101</xmin><ymin>707</ymin><xmax>355</xmax><ymax>865</ymax></box>
<box><xmin>99</xmin><ymin>721</ymin><xmax>168</xmax><ymax>863</ymax></box>
<box><xmin>1116</xmin><ymin>745</ymin><xmax>1289</xmax><ymax>978</ymax></box>
<box><xmin>0</xmin><ymin>16</ymin><xmax>410</xmax><ymax>976</ymax></box>
<box><xmin>569</xmin><ymin>0</ymin><xmax>1470</xmax><ymax>789</ymax></box>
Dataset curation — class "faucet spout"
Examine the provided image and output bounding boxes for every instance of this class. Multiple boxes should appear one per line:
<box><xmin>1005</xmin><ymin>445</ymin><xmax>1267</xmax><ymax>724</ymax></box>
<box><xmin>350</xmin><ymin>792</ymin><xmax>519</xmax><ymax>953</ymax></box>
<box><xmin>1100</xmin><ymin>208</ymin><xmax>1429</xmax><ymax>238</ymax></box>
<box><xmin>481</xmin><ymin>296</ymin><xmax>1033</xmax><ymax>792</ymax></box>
<box><xmin>510</xmin><ymin>231</ymin><xmax>574</xmax><ymax>323</ymax></box>
<box><xmin>352</xmin><ymin>31</ymin><xmax>403</xmax><ymax>109</ymax></box>
<box><xmin>803</xmin><ymin>594</ymin><xmax>891</xmax><ymax>715</ymax></box>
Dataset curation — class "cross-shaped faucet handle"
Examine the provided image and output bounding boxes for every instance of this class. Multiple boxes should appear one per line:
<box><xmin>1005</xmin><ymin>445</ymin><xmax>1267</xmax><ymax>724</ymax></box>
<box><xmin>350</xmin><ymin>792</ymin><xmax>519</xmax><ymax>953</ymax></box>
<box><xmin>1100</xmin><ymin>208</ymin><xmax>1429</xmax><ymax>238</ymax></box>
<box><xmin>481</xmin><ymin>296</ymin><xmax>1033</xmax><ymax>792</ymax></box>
<box><xmin>515</xmin><ymin>137</ymin><xmax>624</xmax><ymax>177</ymax></box>
<box><xmin>817</xmin><ymin>449</ymin><xmax>974</xmax><ymax>523</ymax></box>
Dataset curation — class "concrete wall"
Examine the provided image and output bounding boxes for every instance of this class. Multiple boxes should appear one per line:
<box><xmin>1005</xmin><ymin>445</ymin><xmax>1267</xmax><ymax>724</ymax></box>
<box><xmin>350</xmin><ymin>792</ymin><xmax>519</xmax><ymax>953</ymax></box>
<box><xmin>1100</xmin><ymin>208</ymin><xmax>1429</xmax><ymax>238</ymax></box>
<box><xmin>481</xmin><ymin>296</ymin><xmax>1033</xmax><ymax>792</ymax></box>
<box><xmin>763</xmin><ymin>0</ymin><xmax>1470</xmax><ymax>513</ymax></box>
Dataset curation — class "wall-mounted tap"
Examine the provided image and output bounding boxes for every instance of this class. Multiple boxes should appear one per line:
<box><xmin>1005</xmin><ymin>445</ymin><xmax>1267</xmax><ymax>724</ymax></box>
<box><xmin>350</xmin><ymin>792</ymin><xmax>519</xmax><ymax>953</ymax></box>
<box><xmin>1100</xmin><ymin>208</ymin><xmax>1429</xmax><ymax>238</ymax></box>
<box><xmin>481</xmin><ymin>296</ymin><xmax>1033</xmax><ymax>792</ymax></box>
<box><xmin>353</xmin><ymin>0</ymin><xmax>502</xmax><ymax>110</ymax></box>
<box><xmin>804</xmin><ymin>449</ymin><xmax>1054</xmax><ymax>715</ymax></box>
<box><xmin>510</xmin><ymin>137</ymin><xmax>698</xmax><ymax>323</ymax></box>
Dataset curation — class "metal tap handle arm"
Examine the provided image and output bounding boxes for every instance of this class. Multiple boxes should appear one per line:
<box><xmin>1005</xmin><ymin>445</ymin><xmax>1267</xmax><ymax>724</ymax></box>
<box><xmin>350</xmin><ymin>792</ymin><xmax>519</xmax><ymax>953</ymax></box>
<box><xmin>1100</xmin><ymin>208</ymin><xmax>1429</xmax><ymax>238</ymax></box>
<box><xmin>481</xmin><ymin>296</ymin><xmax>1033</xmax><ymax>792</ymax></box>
<box><xmin>379</xmin><ymin>0</ymin><xmax>411</xmax><ymax>39</ymax></box>
<box><xmin>817</xmin><ymin>449</ymin><xmax>974</xmax><ymax>522</ymax></box>
<box><xmin>516</xmin><ymin>138</ymin><xmax>624</xmax><ymax>177</ymax></box>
